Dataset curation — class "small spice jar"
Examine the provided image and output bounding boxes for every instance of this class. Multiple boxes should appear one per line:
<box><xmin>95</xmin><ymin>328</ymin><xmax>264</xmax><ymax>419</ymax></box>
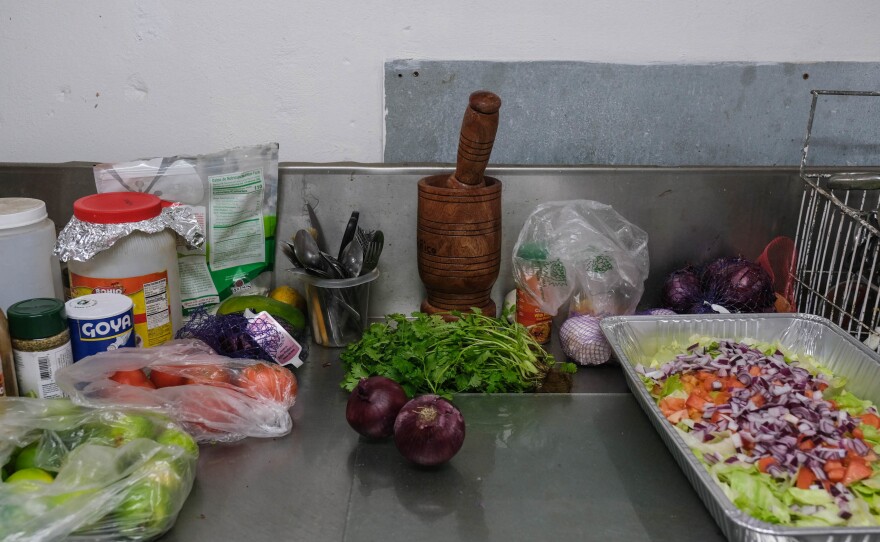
<box><xmin>7</xmin><ymin>298</ymin><xmax>73</xmax><ymax>398</ymax></box>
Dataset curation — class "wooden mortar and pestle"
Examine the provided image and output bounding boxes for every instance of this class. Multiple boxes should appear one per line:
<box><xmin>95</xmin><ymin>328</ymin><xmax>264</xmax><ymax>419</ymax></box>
<box><xmin>417</xmin><ymin>90</ymin><xmax>503</xmax><ymax>319</ymax></box>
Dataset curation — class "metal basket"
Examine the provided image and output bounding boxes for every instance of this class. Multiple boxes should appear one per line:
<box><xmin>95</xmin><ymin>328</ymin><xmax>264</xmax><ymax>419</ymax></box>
<box><xmin>793</xmin><ymin>90</ymin><xmax>880</xmax><ymax>347</ymax></box>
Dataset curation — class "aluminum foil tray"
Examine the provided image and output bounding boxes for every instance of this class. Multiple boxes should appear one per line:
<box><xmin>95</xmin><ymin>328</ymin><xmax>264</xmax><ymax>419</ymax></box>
<box><xmin>600</xmin><ymin>313</ymin><xmax>880</xmax><ymax>542</ymax></box>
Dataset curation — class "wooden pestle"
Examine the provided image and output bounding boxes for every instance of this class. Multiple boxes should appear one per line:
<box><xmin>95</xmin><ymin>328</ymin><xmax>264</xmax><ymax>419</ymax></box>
<box><xmin>445</xmin><ymin>91</ymin><xmax>502</xmax><ymax>189</ymax></box>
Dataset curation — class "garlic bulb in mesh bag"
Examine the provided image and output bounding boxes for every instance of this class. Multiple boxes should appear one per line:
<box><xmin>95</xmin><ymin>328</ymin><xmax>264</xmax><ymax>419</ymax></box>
<box><xmin>559</xmin><ymin>315</ymin><xmax>611</xmax><ymax>366</ymax></box>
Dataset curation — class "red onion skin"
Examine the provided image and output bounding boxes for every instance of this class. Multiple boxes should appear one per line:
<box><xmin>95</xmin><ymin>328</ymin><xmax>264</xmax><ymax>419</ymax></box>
<box><xmin>346</xmin><ymin>376</ymin><xmax>409</xmax><ymax>439</ymax></box>
<box><xmin>394</xmin><ymin>395</ymin><xmax>465</xmax><ymax>467</ymax></box>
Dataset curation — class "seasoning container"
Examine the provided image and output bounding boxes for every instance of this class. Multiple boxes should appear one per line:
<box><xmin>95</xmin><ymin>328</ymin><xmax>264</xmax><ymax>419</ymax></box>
<box><xmin>8</xmin><ymin>298</ymin><xmax>73</xmax><ymax>398</ymax></box>
<box><xmin>55</xmin><ymin>192</ymin><xmax>203</xmax><ymax>349</ymax></box>
<box><xmin>0</xmin><ymin>307</ymin><xmax>17</xmax><ymax>396</ymax></box>
<box><xmin>66</xmin><ymin>293</ymin><xmax>135</xmax><ymax>362</ymax></box>
<box><xmin>516</xmin><ymin>288</ymin><xmax>552</xmax><ymax>345</ymax></box>
<box><xmin>0</xmin><ymin>198</ymin><xmax>64</xmax><ymax>313</ymax></box>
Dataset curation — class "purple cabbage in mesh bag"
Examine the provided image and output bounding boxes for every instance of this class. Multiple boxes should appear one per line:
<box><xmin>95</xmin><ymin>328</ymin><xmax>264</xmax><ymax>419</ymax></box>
<box><xmin>660</xmin><ymin>257</ymin><xmax>775</xmax><ymax>314</ymax></box>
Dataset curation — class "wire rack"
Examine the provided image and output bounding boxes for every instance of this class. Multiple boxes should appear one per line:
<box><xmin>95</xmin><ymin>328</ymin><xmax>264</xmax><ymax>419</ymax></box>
<box><xmin>793</xmin><ymin>90</ymin><xmax>880</xmax><ymax>348</ymax></box>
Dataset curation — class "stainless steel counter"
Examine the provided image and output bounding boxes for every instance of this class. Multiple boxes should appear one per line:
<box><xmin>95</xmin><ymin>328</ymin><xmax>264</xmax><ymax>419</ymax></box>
<box><xmin>160</xmin><ymin>336</ymin><xmax>726</xmax><ymax>542</ymax></box>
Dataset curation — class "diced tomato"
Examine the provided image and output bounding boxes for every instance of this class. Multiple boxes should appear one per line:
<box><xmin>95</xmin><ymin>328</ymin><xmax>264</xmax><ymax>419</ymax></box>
<box><xmin>723</xmin><ymin>376</ymin><xmax>746</xmax><ymax>389</ymax></box>
<box><xmin>712</xmin><ymin>391</ymin><xmax>731</xmax><ymax>405</ymax></box>
<box><xmin>825</xmin><ymin>459</ymin><xmax>845</xmax><ymax>472</ymax></box>
<box><xmin>711</xmin><ymin>411</ymin><xmax>724</xmax><ymax>423</ymax></box>
<box><xmin>827</xmin><ymin>468</ymin><xmax>846</xmax><ymax>482</ymax></box>
<box><xmin>681</xmin><ymin>374</ymin><xmax>698</xmax><ymax>393</ymax></box>
<box><xmin>828</xmin><ymin>399</ymin><xmax>838</xmax><ymax>409</ymax></box>
<box><xmin>796</xmin><ymin>466</ymin><xmax>817</xmax><ymax>489</ymax></box>
<box><xmin>805</xmin><ymin>389</ymin><xmax>813</xmax><ymax>398</ymax></box>
<box><xmin>861</xmin><ymin>413</ymin><xmax>880</xmax><ymax>429</ymax></box>
<box><xmin>748</xmin><ymin>366</ymin><xmax>761</xmax><ymax>377</ymax></box>
<box><xmin>843</xmin><ymin>456</ymin><xmax>873</xmax><ymax>485</ymax></box>
<box><xmin>817</xmin><ymin>382</ymin><xmax>829</xmax><ymax>391</ymax></box>
<box><xmin>750</xmin><ymin>394</ymin><xmax>766</xmax><ymax>408</ymax></box>
<box><xmin>853</xmin><ymin>427</ymin><xmax>865</xmax><ymax>440</ymax></box>
<box><xmin>659</xmin><ymin>396</ymin><xmax>686</xmax><ymax>417</ymax></box>
<box><xmin>667</xmin><ymin>409</ymin><xmax>688</xmax><ymax>424</ymax></box>
<box><xmin>686</xmin><ymin>392</ymin><xmax>710</xmax><ymax>412</ymax></box>
<box><xmin>757</xmin><ymin>456</ymin><xmax>778</xmax><ymax>473</ymax></box>
<box><xmin>797</xmin><ymin>438</ymin><xmax>815</xmax><ymax>451</ymax></box>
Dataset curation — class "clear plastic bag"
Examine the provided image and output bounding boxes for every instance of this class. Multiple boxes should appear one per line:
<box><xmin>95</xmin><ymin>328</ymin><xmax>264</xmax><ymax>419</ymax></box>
<box><xmin>55</xmin><ymin>340</ymin><xmax>298</xmax><ymax>443</ymax></box>
<box><xmin>0</xmin><ymin>398</ymin><xmax>197</xmax><ymax>542</ymax></box>
<box><xmin>512</xmin><ymin>200</ymin><xmax>650</xmax><ymax>317</ymax></box>
<box><xmin>93</xmin><ymin>143</ymin><xmax>280</xmax><ymax>317</ymax></box>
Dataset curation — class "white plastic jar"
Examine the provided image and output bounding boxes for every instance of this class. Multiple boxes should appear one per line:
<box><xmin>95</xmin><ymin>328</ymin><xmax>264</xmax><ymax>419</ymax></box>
<box><xmin>0</xmin><ymin>198</ymin><xmax>64</xmax><ymax>313</ymax></box>
<box><xmin>67</xmin><ymin>192</ymin><xmax>182</xmax><ymax>348</ymax></box>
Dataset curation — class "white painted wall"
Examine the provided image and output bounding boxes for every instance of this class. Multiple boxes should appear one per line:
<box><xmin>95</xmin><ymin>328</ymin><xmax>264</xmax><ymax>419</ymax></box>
<box><xmin>1</xmin><ymin>1</ymin><xmax>879</xmax><ymax>163</ymax></box>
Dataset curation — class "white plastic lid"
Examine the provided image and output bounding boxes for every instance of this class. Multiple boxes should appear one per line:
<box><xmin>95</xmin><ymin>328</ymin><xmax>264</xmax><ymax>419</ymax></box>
<box><xmin>0</xmin><ymin>198</ymin><xmax>48</xmax><ymax>229</ymax></box>
<box><xmin>65</xmin><ymin>293</ymin><xmax>134</xmax><ymax>320</ymax></box>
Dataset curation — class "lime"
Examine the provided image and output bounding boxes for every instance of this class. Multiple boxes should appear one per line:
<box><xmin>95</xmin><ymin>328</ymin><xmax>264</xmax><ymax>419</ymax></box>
<box><xmin>5</xmin><ymin>467</ymin><xmax>54</xmax><ymax>491</ymax></box>
<box><xmin>155</xmin><ymin>428</ymin><xmax>199</xmax><ymax>458</ymax></box>
<box><xmin>114</xmin><ymin>474</ymin><xmax>176</xmax><ymax>533</ymax></box>
<box><xmin>89</xmin><ymin>413</ymin><xmax>156</xmax><ymax>446</ymax></box>
<box><xmin>13</xmin><ymin>442</ymin><xmax>39</xmax><ymax>471</ymax></box>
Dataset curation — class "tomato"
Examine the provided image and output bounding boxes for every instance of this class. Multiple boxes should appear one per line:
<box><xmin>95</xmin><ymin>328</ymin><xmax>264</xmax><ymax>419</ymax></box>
<box><xmin>183</xmin><ymin>364</ymin><xmax>234</xmax><ymax>386</ymax></box>
<box><xmin>149</xmin><ymin>367</ymin><xmax>188</xmax><ymax>388</ymax></box>
<box><xmin>757</xmin><ymin>456</ymin><xmax>778</xmax><ymax>473</ymax></box>
<box><xmin>110</xmin><ymin>369</ymin><xmax>156</xmax><ymax>389</ymax></box>
<box><xmin>237</xmin><ymin>363</ymin><xmax>297</xmax><ymax>403</ymax></box>
<box><xmin>183</xmin><ymin>391</ymin><xmax>232</xmax><ymax>435</ymax></box>
<box><xmin>861</xmin><ymin>412</ymin><xmax>880</xmax><ymax>429</ymax></box>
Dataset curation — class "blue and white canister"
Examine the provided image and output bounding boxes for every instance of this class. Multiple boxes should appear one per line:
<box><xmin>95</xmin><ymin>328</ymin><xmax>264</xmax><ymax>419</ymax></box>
<box><xmin>66</xmin><ymin>293</ymin><xmax>135</xmax><ymax>362</ymax></box>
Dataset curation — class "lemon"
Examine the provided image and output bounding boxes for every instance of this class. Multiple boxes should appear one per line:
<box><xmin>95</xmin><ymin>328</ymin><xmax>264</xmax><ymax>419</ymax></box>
<box><xmin>269</xmin><ymin>285</ymin><xmax>307</xmax><ymax>313</ymax></box>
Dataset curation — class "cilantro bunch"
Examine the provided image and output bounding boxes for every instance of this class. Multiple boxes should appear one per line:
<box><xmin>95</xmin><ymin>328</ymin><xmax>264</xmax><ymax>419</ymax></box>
<box><xmin>340</xmin><ymin>311</ymin><xmax>567</xmax><ymax>398</ymax></box>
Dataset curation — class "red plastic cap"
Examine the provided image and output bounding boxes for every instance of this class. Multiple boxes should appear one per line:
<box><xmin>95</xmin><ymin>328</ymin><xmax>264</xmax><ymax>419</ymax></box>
<box><xmin>73</xmin><ymin>192</ymin><xmax>162</xmax><ymax>224</ymax></box>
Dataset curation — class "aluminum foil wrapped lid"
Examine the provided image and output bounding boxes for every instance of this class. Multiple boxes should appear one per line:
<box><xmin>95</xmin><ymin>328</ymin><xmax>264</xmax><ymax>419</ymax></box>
<box><xmin>54</xmin><ymin>203</ymin><xmax>204</xmax><ymax>262</ymax></box>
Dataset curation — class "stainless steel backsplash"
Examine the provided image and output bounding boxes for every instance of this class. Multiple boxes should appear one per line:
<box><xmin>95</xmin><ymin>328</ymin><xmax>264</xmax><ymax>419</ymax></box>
<box><xmin>0</xmin><ymin>163</ymin><xmax>803</xmax><ymax>316</ymax></box>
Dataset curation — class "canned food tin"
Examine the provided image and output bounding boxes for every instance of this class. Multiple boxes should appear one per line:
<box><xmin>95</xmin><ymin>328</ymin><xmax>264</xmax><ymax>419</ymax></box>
<box><xmin>66</xmin><ymin>293</ymin><xmax>135</xmax><ymax>361</ymax></box>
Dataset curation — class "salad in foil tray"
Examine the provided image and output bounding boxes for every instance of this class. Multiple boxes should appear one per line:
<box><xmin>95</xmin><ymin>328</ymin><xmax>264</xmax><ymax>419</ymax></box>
<box><xmin>636</xmin><ymin>337</ymin><xmax>880</xmax><ymax>527</ymax></box>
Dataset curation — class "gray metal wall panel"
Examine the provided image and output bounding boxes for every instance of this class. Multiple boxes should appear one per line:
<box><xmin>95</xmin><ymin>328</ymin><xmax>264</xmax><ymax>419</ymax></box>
<box><xmin>384</xmin><ymin>61</ymin><xmax>880</xmax><ymax>167</ymax></box>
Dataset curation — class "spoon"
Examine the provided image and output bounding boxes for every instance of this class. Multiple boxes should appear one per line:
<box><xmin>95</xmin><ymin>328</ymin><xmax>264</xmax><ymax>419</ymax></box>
<box><xmin>293</xmin><ymin>229</ymin><xmax>333</xmax><ymax>277</ymax></box>
<box><xmin>340</xmin><ymin>236</ymin><xmax>364</xmax><ymax>278</ymax></box>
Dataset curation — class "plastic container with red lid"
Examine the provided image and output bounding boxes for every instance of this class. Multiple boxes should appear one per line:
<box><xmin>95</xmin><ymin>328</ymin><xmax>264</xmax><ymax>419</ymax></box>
<box><xmin>67</xmin><ymin>193</ymin><xmax>182</xmax><ymax>348</ymax></box>
<box><xmin>73</xmin><ymin>192</ymin><xmax>163</xmax><ymax>224</ymax></box>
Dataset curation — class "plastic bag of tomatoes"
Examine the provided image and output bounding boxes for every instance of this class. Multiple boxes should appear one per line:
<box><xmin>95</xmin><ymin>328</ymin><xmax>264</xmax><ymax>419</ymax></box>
<box><xmin>0</xmin><ymin>398</ymin><xmax>197</xmax><ymax>541</ymax></box>
<box><xmin>55</xmin><ymin>339</ymin><xmax>298</xmax><ymax>443</ymax></box>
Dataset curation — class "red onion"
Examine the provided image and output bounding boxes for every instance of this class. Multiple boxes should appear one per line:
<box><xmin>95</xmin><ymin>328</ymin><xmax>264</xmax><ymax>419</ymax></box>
<box><xmin>346</xmin><ymin>376</ymin><xmax>408</xmax><ymax>439</ymax></box>
<box><xmin>393</xmin><ymin>395</ymin><xmax>465</xmax><ymax>466</ymax></box>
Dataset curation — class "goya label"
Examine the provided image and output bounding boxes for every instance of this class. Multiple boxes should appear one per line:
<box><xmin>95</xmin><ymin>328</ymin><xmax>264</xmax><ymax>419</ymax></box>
<box><xmin>69</xmin><ymin>271</ymin><xmax>172</xmax><ymax>348</ymax></box>
<box><xmin>66</xmin><ymin>294</ymin><xmax>136</xmax><ymax>361</ymax></box>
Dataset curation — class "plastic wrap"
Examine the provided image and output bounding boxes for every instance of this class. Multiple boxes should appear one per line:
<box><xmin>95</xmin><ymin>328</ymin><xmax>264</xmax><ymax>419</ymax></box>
<box><xmin>0</xmin><ymin>398</ymin><xmax>197</xmax><ymax>542</ymax></box>
<box><xmin>55</xmin><ymin>340</ymin><xmax>298</xmax><ymax>443</ymax></box>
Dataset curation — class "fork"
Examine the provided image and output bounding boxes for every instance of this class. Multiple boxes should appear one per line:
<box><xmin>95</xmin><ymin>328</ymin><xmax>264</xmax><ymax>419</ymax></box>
<box><xmin>361</xmin><ymin>230</ymin><xmax>383</xmax><ymax>274</ymax></box>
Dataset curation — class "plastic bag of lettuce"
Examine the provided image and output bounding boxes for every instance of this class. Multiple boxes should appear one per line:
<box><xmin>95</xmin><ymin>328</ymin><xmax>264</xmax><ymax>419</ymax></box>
<box><xmin>0</xmin><ymin>398</ymin><xmax>197</xmax><ymax>541</ymax></box>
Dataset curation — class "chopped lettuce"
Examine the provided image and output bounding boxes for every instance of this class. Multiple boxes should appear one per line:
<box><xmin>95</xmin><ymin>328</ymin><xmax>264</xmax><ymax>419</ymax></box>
<box><xmin>833</xmin><ymin>390</ymin><xmax>874</xmax><ymax>416</ymax></box>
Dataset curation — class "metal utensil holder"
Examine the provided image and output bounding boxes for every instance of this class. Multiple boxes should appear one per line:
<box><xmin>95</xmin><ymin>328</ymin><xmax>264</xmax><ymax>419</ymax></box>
<box><xmin>793</xmin><ymin>90</ymin><xmax>880</xmax><ymax>347</ymax></box>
